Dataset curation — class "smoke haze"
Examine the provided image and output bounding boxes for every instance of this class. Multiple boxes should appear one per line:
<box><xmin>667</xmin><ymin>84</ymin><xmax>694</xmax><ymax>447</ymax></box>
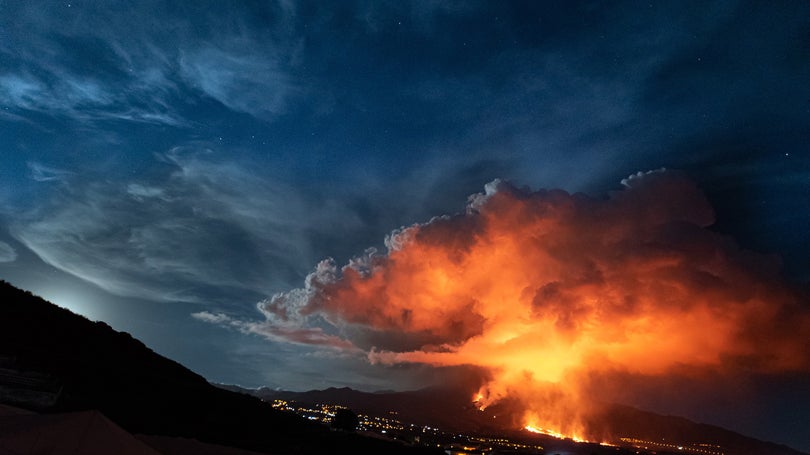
<box><xmin>248</xmin><ymin>170</ymin><xmax>810</xmax><ymax>439</ymax></box>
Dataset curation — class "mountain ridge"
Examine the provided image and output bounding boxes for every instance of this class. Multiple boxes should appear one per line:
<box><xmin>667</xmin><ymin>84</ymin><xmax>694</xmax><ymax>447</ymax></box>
<box><xmin>221</xmin><ymin>383</ymin><xmax>809</xmax><ymax>455</ymax></box>
<box><xmin>0</xmin><ymin>280</ymin><xmax>441</xmax><ymax>455</ymax></box>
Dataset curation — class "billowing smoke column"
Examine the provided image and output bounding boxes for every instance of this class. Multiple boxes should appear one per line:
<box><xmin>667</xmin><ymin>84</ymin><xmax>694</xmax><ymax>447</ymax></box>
<box><xmin>259</xmin><ymin>170</ymin><xmax>810</xmax><ymax>440</ymax></box>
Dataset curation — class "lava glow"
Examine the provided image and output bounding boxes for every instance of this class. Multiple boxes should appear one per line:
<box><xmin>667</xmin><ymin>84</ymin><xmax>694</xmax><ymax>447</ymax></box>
<box><xmin>525</xmin><ymin>424</ymin><xmax>586</xmax><ymax>443</ymax></box>
<box><xmin>260</xmin><ymin>171</ymin><xmax>810</xmax><ymax>441</ymax></box>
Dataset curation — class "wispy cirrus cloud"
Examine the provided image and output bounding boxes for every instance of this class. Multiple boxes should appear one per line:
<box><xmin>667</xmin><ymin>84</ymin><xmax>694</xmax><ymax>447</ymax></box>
<box><xmin>0</xmin><ymin>1</ymin><xmax>304</xmax><ymax>125</ymax></box>
<box><xmin>27</xmin><ymin>162</ymin><xmax>75</xmax><ymax>183</ymax></box>
<box><xmin>179</xmin><ymin>45</ymin><xmax>300</xmax><ymax>120</ymax></box>
<box><xmin>0</xmin><ymin>67</ymin><xmax>185</xmax><ymax>126</ymax></box>
<box><xmin>0</xmin><ymin>241</ymin><xmax>16</xmax><ymax>263</ymax></box>
<box><xmin>11</xmin><ymin>146</ymin><xmax>363</xmax><ymax>305</ymax></box>
<box><xmin>191</xmin><ymin>310</ymin><xmax>359</xmax><ymax>351</ymax></box>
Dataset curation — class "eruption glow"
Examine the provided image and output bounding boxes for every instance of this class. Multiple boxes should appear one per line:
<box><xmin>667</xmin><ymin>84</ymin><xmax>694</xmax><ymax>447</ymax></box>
<box><xmin>258</xmin><ymin>170</ymin><xmax>810</xmax><ymax>441</ymax></box>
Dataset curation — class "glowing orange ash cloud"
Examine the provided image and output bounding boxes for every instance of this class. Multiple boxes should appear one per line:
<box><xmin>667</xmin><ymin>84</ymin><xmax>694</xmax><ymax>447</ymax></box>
<box><xmin>260</xmin><ymin>170</ymin><xmax>810</xmax><ymax>441</ymax></box>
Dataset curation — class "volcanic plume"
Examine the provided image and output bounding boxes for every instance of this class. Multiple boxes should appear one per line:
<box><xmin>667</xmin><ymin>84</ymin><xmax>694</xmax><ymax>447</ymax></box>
<box><xmin>257</xmin><ymin>169</ymin><xmax>810</xmax><ymax>441</ymax></box>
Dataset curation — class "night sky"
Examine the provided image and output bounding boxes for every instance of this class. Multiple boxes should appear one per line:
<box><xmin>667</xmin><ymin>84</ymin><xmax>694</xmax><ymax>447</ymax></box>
<box><xmin>1</xmin><ymin>1</ymin><xmax>809</xmax><ymax>452</ymax></box>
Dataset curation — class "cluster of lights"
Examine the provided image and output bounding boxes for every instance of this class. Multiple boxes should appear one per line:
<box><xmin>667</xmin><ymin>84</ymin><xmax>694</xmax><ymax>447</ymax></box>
<box><xmin>357</xmin><ymin>414</ymin><xmax>405</xmax><ymax>433</ymax></box>
<box><xmin>270</xmin><ymin>399</ymin><xmax>346</xmax><ymax>424</ymax></box>
<box><xmin>268</xmin><ymin>398</ymin><xmax>728</xmax><ymax>455</ymax></box>
<box><xmin>619</xmin><ymin>437</ymin><xmax>724</xmax><ymax>455</ymax></box>
<box><xmin>267</xmin><ymin>397</ymin><xmax>548</xmax><ymax>453</ymax></box>
<box><xmin>467</xmin><ymin>435</ymin><xmax>543</xmax><ymax>452</ymax></box>
<box><xmin>269</xmin><ymin>399</ymin><xmax>294</xmax><ymax>412</ymax></box>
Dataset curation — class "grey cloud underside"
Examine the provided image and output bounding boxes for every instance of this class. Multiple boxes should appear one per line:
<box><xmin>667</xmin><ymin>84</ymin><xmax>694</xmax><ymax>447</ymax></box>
<box><xmin>11</xmin><ymin>148</ymin><xmax>362</xmax><ymax>305</ymax></box>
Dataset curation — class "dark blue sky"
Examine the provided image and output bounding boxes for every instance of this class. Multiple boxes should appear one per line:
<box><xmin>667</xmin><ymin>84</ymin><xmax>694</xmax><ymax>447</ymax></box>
<box><xmin>1</xmin><ymin>1</ymin><xmax>808</xmax><ymax>451</ymax></box>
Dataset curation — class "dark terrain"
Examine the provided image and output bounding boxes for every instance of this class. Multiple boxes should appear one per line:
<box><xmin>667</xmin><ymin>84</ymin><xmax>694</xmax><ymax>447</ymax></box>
<box><xmin>1</xmin><ymin>279</ymin><xmax>806</xmax><ymax>455</ymax></box>
<box><xmin>0</xmin><ymin>280</ymin><xmax>441</xmax><ymax>454</ymax></box>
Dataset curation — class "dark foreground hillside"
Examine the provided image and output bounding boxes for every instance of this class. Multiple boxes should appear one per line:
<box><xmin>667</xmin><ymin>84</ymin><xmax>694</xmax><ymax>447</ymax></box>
<box><xmin>0</xmin><ymin>280</ymin><xmax>441</xmax><ymax>455</ymax></box>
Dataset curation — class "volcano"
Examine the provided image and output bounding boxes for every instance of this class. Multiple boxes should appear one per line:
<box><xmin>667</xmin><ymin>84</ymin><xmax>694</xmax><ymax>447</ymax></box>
<box><xmin>232</xmin><ymin>385</ymin><xmax>808</xmax><ymax>455</ymax></box>
<box><xmin>2</xmin><ymin>278</ymin><xmax>806</xmax><ymax>455</ymax></box>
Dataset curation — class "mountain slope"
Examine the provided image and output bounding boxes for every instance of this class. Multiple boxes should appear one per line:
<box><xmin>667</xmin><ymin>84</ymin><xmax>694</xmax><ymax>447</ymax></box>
<box><xmin>0</xmin><ymin>280</ymin><xmax>440</xmax><ymax>455</ymax></box>
<box><xmin>239</xmin><ymin>385</ymin><xmax>808</xmax><ymax>455</ymax></box>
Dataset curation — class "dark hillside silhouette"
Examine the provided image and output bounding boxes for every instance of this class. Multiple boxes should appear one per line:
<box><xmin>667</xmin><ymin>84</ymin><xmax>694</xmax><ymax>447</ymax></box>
<box><xmin>0</xmin><ymin>280</ymin><xmax>441</xmax><ymax>455</ymax></box>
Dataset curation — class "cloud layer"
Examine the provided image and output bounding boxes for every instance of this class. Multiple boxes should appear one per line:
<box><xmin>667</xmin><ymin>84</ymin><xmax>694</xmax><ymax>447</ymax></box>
<box><xmin>10</xmin><ymin>148</ymin><xmax>358</xmax><ymax>304</ymax></box>
<box><xmin>0</xmin><ymin>1</ymin><xmax>303</xmax><ymax>125</ymax></box>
